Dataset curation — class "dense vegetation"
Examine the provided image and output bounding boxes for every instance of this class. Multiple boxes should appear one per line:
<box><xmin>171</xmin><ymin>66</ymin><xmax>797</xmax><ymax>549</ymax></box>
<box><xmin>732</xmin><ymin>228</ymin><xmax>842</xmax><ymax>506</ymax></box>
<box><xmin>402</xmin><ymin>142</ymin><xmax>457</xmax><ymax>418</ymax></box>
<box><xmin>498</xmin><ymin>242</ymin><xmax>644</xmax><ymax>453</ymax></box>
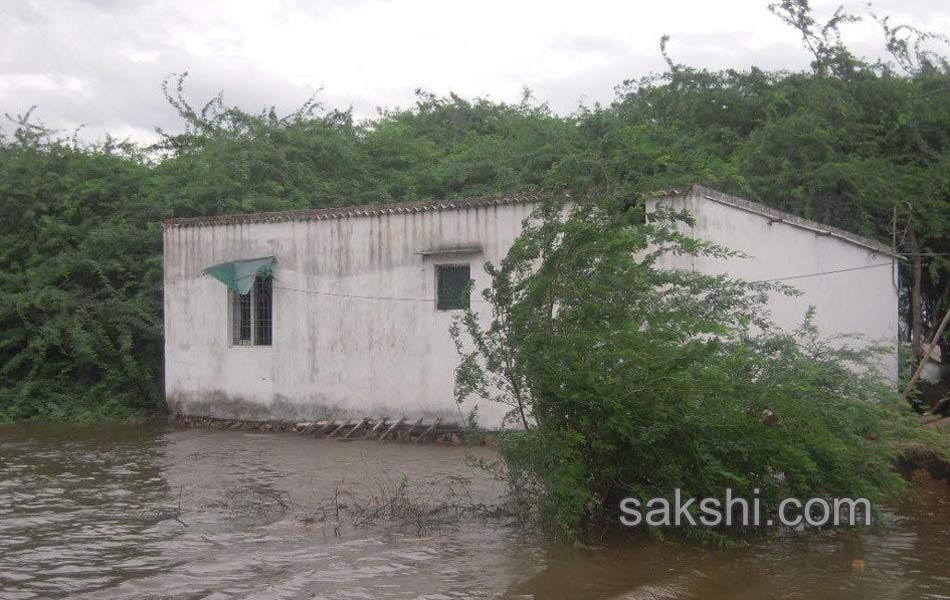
<box><xmin>1</xmin><ymin>0</ymin><xmax>949</xmax><ymax>421</ymax></box>
<box><xmin>452</xmin><ymin>195</ymin><xmax>919</xmax><ymax>542</ymax></box>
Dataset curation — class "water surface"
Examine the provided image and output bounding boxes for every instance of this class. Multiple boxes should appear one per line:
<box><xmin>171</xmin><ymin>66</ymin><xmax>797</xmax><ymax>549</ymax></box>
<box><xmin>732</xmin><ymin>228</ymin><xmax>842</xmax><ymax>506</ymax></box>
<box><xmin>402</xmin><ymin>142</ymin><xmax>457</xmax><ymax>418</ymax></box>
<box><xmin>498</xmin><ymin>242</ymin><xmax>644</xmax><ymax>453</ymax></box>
<box><xmin>1</xmin><ymin>424</ymin><xmax>949</xmax><ymax>599</ymax></box>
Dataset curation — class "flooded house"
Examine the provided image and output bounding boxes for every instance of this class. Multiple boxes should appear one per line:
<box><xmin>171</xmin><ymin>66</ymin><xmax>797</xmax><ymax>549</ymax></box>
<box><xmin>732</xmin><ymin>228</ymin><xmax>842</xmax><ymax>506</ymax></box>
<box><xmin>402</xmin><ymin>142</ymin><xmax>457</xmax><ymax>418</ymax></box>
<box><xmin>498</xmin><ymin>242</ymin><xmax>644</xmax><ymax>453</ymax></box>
<box><xmin>163</xmin><ymin>185</ymin><xmax>900</xmax><ymax>428</ymax></box>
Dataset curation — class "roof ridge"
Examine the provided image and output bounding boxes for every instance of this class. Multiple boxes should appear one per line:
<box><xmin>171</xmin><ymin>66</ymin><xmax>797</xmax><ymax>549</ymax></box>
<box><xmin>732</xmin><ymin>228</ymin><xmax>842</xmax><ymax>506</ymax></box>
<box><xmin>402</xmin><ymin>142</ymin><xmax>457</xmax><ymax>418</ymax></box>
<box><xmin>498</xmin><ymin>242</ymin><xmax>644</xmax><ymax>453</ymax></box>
<box><xmin>163</xmin><ymin>192</ymin><xmax>547</xmax><ymax>228</ymax></box>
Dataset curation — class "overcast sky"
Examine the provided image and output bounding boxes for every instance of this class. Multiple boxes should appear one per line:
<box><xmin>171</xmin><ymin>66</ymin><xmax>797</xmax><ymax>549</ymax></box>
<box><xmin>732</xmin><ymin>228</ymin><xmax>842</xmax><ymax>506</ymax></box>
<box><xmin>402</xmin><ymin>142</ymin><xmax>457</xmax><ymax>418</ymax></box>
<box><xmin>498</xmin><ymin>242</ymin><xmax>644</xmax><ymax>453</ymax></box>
<box><xmin>2</xmin><ymin>0</ymin><xmax>948</xmax><ymax>144</ymax></box>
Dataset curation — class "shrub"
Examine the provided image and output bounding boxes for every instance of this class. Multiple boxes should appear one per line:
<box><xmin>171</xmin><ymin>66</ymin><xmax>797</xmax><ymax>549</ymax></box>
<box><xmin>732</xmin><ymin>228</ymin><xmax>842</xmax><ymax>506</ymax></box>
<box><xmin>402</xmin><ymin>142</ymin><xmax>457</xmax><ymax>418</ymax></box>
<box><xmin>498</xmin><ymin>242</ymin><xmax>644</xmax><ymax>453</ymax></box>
<box><xmin>452</xmin><ymin>196</ymin><xmax>920</xmax><ymax>541</ymax></box>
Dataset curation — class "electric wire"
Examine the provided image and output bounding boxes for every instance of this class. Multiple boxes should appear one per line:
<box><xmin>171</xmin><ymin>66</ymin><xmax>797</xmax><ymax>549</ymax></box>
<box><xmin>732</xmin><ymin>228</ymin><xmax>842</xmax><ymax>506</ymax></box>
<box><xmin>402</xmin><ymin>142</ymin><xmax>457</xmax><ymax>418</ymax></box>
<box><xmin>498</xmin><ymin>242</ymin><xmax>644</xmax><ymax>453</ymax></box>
<box><xmin>270</xmin><ymin>262</ymin><xmax>896</xmax><ymax>303</ymax></box>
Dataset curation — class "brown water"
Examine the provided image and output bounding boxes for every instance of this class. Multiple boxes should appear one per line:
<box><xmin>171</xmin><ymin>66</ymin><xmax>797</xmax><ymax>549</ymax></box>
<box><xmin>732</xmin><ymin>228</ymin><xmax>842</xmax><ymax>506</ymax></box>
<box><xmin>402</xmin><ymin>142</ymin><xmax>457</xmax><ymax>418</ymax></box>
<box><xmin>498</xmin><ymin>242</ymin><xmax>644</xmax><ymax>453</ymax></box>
<box><xmin>1</xmin><ymin>424</ymin><xmax>949</xmax><ymax>600</ymax></box>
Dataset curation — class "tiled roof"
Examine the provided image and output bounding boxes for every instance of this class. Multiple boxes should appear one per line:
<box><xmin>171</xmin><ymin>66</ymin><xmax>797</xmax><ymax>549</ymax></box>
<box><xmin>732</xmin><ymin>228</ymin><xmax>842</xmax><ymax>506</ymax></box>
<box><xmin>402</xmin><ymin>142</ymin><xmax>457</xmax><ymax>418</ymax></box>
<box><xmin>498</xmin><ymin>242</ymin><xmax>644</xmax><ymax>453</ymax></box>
<box><xmin>162</xmin><ymin>193</ymin><xmax>546</xmax><ymax>228</ymax></box>
<box><xmin>162</xmin><ymin>185</ymin><xmax>898</xmax><ymax>258</ymax></box>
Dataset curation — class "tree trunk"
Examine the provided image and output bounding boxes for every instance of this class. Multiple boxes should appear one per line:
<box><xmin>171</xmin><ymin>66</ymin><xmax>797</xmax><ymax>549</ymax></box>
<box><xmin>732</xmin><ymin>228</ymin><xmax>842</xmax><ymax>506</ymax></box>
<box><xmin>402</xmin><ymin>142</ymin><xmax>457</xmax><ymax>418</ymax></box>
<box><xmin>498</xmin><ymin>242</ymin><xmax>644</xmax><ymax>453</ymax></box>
<box><xmin>908</xmin><ymin>224</ymin><xmax>923</xmax><ymax>357</ymax></box>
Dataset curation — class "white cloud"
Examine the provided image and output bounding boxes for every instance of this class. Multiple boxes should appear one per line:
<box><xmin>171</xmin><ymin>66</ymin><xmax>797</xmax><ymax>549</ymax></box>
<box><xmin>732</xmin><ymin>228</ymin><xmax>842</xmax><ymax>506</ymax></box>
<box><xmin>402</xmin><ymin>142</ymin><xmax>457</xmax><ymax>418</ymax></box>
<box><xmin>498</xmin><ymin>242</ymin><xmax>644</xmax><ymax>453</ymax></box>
<box><xmin>0</xmin><ymin>0</ymin><xmax>946</xmax><ymax>143</ymax></box>
<box><xmin>0</xmin><ymin>73</ymin><xmax>88</xmax><ymax>94</ymax></box>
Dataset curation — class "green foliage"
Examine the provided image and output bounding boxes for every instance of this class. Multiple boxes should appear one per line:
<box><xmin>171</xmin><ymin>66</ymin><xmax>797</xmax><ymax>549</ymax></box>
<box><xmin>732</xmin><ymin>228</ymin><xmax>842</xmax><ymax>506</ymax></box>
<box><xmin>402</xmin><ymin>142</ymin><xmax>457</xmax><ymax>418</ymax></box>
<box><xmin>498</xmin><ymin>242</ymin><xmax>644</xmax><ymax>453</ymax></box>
<box><xmin>0</xmin><ymin>114</ymin><xmax>162</xmax><ymax>421</ymax></box>
<box><xmin>453</xmin><ymin>197</ymin><xmax>920</xmax><ymax>541</ymax></box>
<box><xmin>2</xmin><ymin>2</ymin><xmax>950</xmax><ymax>421</ymax></box>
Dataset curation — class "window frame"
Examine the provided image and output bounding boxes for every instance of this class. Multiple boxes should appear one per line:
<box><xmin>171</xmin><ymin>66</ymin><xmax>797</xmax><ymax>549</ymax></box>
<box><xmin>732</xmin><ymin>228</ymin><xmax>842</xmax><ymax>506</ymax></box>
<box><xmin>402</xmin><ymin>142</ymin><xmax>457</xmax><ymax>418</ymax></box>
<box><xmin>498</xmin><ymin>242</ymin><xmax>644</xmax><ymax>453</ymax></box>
<box><xmin>435</xmin><ymin>263</ymin><xmax>472</xmax><ymax>311</ymax></box>
<box><xmin>229</xmin><ymin>275</ymin><xmax>273</xmax><ymax>347</ymax></box>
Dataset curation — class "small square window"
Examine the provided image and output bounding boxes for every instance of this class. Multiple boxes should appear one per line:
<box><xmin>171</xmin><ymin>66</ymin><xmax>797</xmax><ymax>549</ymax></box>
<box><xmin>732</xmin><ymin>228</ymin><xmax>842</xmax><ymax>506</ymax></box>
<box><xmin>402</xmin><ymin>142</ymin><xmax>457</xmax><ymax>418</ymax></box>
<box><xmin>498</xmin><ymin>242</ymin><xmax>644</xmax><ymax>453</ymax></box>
<box><xmin>436</xmin><ymin>265</ymin><xmax>471</xmax><ymax>311</ymax></box>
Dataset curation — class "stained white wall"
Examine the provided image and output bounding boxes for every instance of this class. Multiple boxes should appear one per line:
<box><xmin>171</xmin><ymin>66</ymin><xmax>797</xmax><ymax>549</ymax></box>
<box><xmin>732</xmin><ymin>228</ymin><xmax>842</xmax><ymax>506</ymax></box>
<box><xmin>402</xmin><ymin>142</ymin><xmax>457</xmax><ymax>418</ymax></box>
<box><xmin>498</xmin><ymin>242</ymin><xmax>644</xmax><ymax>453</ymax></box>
<box><xmin>164</xmin><ymin>202</ymin><xmax>537</xmax><ymax>428</ymax></box>
<box><xmin>165</xmin><ymin>191</ymin><xmax>899</xmax><ymax>429</ymax></box>
<box><xmin>648</xmin><ymin>192</ymin><xmax>899</xmax><ymax>380</ymax></box>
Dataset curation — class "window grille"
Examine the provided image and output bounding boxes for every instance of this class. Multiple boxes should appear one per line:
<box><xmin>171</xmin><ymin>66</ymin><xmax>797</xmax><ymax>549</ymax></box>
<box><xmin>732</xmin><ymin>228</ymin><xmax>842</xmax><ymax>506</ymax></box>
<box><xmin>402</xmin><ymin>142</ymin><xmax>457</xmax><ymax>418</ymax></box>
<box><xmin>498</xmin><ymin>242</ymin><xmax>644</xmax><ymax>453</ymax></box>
<box><xmin>436</xmin><ymin>265</ymin><xmax>471</xmax><ymax>311</ymax></box>
<box><xmin>232</xmin><ymin>290</ymin><xmax>252</xmax><ymax>345</ymax></box>
<box><xmin>230</xmin><ymin>276</ymin><xmax>272</xmax><ymax>346</ymax></box>
<box><xmin>254</xmin><ymin>276</ymin><xmax>272</xmax><ymax>346</ymax></box>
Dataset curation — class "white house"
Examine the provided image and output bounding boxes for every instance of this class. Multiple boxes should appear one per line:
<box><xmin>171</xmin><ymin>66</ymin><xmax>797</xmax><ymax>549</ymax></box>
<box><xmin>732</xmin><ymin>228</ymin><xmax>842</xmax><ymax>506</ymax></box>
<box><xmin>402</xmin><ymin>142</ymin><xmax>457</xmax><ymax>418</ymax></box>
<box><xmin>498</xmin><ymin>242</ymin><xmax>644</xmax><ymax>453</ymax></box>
<box><xmin>163</xmin><ymin>185</ymin><xmax>899</xmax><ymax>428</ymax></box>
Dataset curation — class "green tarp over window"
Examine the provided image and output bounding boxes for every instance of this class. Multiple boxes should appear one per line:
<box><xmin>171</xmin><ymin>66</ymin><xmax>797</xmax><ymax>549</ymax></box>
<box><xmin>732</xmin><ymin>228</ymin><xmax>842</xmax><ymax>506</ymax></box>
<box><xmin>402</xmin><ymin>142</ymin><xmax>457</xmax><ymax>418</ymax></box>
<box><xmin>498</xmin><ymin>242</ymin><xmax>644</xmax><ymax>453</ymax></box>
<box><xmin>203</xmin><ymin>256</ymin><xmax>276</xmax><ymax>295</ymax></box>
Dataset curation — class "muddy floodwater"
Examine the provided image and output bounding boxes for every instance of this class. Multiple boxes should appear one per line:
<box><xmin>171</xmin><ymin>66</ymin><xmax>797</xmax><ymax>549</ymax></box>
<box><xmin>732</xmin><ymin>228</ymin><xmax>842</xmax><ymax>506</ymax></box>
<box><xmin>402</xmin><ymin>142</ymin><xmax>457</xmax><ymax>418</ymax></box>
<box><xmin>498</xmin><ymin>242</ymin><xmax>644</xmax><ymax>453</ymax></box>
<box><xmin>2</xmin><ymin>424</ymin><xmax>950</xmax><ymax>599</ymax></box>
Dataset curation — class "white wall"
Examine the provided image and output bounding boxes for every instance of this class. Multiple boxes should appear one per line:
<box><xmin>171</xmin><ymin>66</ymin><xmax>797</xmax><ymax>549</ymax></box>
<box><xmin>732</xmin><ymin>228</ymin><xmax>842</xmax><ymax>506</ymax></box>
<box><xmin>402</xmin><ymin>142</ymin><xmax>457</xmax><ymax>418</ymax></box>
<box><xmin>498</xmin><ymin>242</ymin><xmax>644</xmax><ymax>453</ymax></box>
<box><xmin>648</xmin><ymin>191</ymin><xmax>899</xmax><ymax>381</ymax></box>
<box><xmin>164</xmin><ymin>202</ymin><xmax>538</xmax><ymax>428</ymax></box>
<box><xmin>165</xmin><ymin>190</ymin><xmax>899</xmax><ymax>430</ymax></box>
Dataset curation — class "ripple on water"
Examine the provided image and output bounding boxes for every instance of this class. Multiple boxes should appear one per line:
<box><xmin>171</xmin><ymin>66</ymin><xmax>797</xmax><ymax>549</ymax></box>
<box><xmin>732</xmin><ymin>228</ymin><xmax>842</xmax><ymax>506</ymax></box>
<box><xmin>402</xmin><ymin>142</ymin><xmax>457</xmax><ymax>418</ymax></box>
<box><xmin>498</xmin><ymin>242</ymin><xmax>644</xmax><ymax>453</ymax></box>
<box><xmin>2</xmin><ymin>424</ymin><xmax>950</xmax><ymax>600</ymax></box>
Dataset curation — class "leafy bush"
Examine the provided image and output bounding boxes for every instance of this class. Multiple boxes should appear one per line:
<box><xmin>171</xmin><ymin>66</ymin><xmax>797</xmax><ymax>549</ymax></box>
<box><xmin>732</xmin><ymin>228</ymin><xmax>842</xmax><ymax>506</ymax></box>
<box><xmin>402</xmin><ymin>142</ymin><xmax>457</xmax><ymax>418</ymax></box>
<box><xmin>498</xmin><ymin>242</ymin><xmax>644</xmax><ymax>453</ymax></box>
<box><xmin>0</xmin><ymin>125</ymin><xmax>163</xmax><ymax>421</ymax></box>
<box><xmin>452</xmin><ymin>197</ymin><xmax>920</xmax><ymax>541</ymax></box>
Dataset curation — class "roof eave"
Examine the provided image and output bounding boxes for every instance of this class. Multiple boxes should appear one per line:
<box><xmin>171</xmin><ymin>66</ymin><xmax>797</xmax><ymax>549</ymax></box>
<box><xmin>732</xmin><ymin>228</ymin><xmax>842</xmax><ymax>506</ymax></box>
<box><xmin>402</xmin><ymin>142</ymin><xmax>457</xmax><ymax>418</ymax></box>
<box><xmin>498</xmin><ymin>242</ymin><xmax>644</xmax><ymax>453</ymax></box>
<box><xmin>687</xmin><ymin>185</ymin><xmax>901</xmax><ymax>259</ymax></box>
<box><xmin>162</xmin><ymin>193</ymin><xmax>546</xmax><ymax>229</ymax></box>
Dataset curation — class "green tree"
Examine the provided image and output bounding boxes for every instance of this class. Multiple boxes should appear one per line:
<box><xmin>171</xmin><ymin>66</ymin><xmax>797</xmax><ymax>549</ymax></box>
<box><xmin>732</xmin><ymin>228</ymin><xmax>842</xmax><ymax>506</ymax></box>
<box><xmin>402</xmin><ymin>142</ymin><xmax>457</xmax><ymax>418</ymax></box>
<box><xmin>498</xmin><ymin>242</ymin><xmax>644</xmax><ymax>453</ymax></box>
<box><xmin>453</xmin><ymin>196</ymin><xmax>919</xmax><ymax>541</ymax></box>
<box><xmin>0</xmin><ymin>112</ymin><xmax>163</xmax><ymax>421</ymax></box>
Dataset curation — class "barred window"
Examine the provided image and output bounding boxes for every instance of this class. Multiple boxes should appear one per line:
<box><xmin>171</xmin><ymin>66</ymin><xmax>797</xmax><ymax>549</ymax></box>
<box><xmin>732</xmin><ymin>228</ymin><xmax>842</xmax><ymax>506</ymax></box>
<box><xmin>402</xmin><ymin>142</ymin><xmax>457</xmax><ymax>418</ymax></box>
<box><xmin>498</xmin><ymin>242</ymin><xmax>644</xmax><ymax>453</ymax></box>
<box><xmin>436</xmin><ymin>264</ymin><xmax>471</xmax><ymax>311</ymax></box>
<box><xmin>231</xmin><ymin>276</ymin><xmax>272</xmax><ymax>346</ymax></box>
<box><xmin>253</xmin><ymin>276</ymin><xmax>272</xmax><ymax>345</ymax></box>
<box><xmin>232</xmin><ymin>289</ymin><xmax>253</xmax><ymax>345</ymax></box>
